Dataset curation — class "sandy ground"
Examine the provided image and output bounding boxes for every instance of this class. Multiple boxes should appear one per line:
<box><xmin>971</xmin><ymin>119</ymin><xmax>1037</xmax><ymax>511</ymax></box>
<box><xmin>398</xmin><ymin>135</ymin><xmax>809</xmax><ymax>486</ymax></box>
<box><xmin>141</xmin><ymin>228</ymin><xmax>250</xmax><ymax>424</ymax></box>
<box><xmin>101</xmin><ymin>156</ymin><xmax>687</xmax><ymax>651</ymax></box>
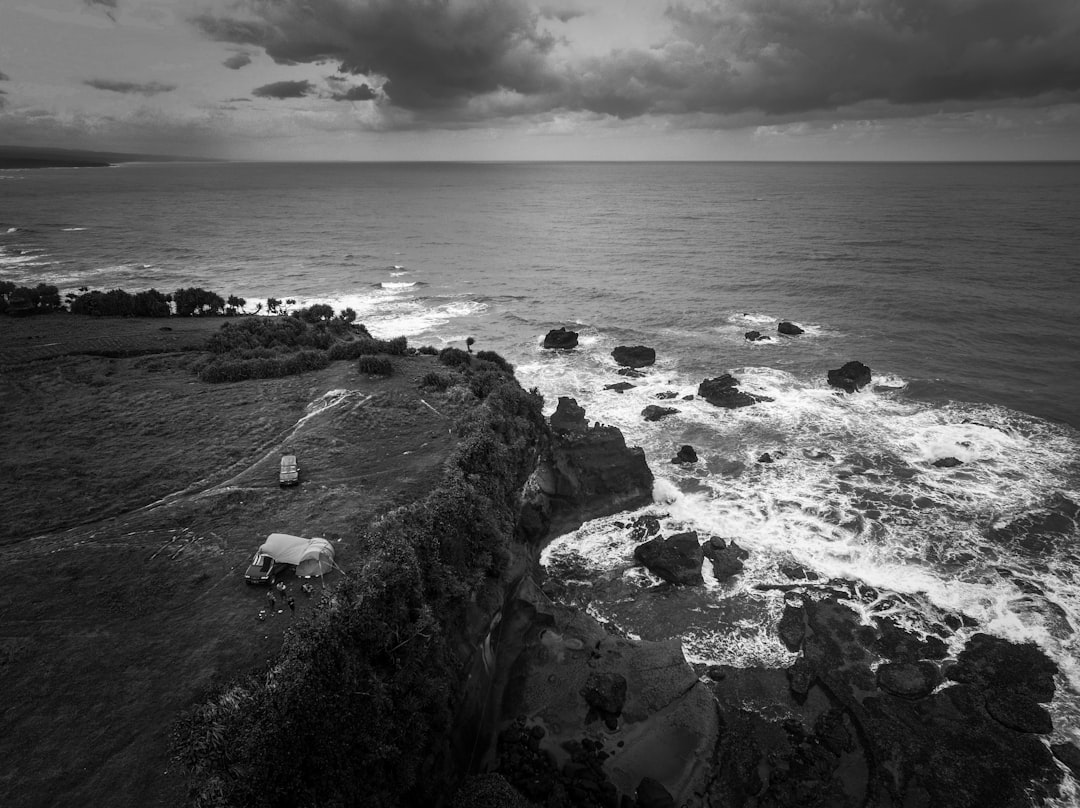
<box><xmin>0</xmin><ymin>315</ymin><xmax>460</xmax><ymax>808</ymax></box>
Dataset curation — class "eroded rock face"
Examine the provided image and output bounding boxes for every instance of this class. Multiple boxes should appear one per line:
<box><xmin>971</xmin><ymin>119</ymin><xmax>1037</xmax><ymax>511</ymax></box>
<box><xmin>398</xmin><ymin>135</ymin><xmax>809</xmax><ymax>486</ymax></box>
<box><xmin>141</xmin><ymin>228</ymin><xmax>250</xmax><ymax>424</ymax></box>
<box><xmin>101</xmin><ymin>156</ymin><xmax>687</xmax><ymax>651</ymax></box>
<box><xmin>534</xmin><ymin>397</ymin><xmax>654</xmax><ymax>538</ymax></box>
<box><xmin>612</xmin><ymin>345</ymin><xmax>656</xmax><ymax>368</ymax></box>
<box><xmin>543</xmin><ymin>327</ymin><xmax>579</xmax><ymax>349</ymax></box>
<box><xmin>698</xmin><ymin>374</ymin><xmax>771</xmax><ymax>409</ymax></box>
<box><xmin>634</xmin><ymin>532</ymin><xmax>704</xmax><ymax>585</ymax></box>
<box><xmin>827</xmin><ymin>360</ymin><xmax>872</xmax><ymax>393</ymax></box>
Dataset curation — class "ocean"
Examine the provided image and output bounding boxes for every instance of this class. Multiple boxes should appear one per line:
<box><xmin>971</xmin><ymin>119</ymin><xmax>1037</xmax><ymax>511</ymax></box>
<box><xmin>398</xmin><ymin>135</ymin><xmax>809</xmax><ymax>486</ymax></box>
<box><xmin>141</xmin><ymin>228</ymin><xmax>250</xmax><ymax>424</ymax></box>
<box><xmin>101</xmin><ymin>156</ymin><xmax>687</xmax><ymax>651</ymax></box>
<box><xmin>3</xmin><ymin>160</ymin><xmax>1080</xmax><ymax>760</ymax></box>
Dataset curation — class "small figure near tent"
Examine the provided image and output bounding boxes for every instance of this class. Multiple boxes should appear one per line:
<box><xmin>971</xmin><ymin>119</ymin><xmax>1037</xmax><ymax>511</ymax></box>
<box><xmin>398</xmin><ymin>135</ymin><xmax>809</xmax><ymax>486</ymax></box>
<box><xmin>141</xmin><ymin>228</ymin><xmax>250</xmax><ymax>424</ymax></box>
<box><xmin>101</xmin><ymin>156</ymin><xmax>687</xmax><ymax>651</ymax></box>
<box><xmin>287</xmin><ymin>597</ymin><xmax>296</xmax><ymax>615</ymax></box>
<box><xmin>276</xmin><ymin>580</ymin><xmax>287</xmax><ymax>597</ymax></box>
<box><xmin>301</xmin><ymin>583</ymin><xmax>315</xmax><ymax>597</ymax></box>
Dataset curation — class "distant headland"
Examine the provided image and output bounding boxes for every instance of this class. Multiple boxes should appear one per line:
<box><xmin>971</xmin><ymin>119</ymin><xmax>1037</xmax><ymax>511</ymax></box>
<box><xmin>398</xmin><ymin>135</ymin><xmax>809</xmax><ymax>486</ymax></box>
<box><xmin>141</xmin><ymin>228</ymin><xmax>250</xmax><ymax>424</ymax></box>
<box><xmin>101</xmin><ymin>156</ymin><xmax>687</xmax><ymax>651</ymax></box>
<box><xmin>0</xmin><ymin>145</ymin><xmax>206</xmax><ymax>169</ymax></box>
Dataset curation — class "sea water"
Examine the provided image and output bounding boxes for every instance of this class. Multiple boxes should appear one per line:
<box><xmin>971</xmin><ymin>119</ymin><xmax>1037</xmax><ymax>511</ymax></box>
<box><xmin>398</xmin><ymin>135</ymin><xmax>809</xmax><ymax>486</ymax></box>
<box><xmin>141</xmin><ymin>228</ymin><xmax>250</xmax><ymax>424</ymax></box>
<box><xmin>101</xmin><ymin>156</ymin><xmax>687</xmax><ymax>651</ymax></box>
<box><xmin>3</xmin><ymin>160</ymin><xmax>1080</xmax><ymax>751</ymax></box>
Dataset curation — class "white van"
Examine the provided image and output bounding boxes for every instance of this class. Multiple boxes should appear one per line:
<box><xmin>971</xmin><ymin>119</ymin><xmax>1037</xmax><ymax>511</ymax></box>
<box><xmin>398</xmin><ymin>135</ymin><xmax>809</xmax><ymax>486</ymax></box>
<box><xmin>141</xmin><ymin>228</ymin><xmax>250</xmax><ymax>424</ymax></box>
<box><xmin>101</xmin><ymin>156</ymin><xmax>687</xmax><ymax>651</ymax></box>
<box><xmin>279</xmin><ymin>455</ymin><xmax>299</xmax><ymax>487</ymax></box>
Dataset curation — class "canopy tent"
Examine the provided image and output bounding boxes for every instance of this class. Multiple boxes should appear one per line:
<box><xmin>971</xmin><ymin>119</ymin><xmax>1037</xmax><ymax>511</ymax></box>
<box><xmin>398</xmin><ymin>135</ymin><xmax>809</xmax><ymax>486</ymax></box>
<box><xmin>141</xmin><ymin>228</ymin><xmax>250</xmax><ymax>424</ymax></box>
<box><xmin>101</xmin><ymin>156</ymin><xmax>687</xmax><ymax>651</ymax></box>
<box><xmin>259</xmin><ymin>533</ymin><xmax>336</xmax><ymax>578</ymax></box>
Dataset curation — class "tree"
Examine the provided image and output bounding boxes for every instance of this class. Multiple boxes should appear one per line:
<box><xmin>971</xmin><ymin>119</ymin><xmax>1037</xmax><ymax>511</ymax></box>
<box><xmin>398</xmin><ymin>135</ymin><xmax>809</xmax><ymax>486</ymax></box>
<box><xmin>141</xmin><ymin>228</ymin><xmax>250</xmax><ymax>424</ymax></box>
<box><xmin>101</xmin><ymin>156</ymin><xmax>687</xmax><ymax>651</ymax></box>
<box><xmin>339</xmin><ymin>307</ymin><xmax>357</xmax><ymax>324</ymax></box>
<box><xmin>174</xmin><ymin>287</ymin><xmax>225</xmax><ymax>316</ymax></box>
<box><xmin>301</xmin><ymin>303</ymin><xmax>334</xmax><ymax>323</ymax></box>
<box><xmin>226</xmin><ymin>295</ymin><xmax>247</xmax><ymax>316</ymax></box>
<box><xmin>267</xmin><ymin>297</ymin><xmax>282</xmax><ymax>314</ymax></box>
<box><xmin>466</xmin><ymin>337</ymin><xmax>475</xmax><ymax>353</ymax></box>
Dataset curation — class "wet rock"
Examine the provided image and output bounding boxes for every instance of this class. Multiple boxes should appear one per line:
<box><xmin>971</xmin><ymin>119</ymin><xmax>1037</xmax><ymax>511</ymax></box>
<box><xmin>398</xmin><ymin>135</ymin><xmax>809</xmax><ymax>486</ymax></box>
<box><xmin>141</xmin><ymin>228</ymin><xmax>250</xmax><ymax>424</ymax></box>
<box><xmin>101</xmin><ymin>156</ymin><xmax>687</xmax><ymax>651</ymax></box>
<box><xmin>744</xmin><ymin>330</ymin><xmax>768</xmax><ymax>341</ymax></box>
<box><xmin>777</xmin><ymin>604</ymin><xmax>806</xmax><ymax>652</ymax></box>
<box><xmin>933</xmin><ymin>456</ymin><xmax>963</xmax><ymax>468</ymax></box>
<box><xmin>681</xmin><ymin>395</ymin><xmax>694</xmax><ymax>401</ymax></box>
<box><xmin>874</xmin><ymin>617</ymin><xmax>948</xmax><ymax>661</ymax></box>
<box><xmin>697</xmin><ymin>374</ymin><xmax>770</xmax><ymax>409</ymax></box>
<box><xmin>612</xmin><ymin>345</ymin><xmax>656</xmax><ymax>368</ymax></box>
<box><xmin>629</xmin><ymin>514</ymin><xmax>662</xmax><ymax>541</ymax></box>
<box><xmin>985</xmin><ymin>690</ymin><xmax>1053</xmax><ymax>734</ymax></box>
<box><xmin>876</xmin><ymin>661</ymin><xmax>940</xmax><ymax>699</ymax></box>
<box><xmin>778</xmin><ymin>320</ymin><xmax>804</xmax><ymax>335</ymax></box>
<box><xmin>539</xmin><ymin>398</ymin><xmax>654</xmax><ymax>536</ymax></box>
<box><xmin>636</xmin><ymin>777</ymin><xmax>675</xmax><ymax>808</ymax></box>
<box><xmin>1051</xmin><ymin>742</ymin><xmax>1080</xmax><ymax>777</ymax></box>
<box><xmin>779</xmin><ymin>562</ymin><xmax>818</xmax><ymax>581</ymax></box>
<box><xmin>703</xmin><ymin>537</ymin><xmax>748</xmax><ymax>582</ymax></box>
<box><xmin>642</xmin><ymin>405</ymin><xmax>679</xmax><ymax>422</ymax></box>
<box><xmin>655</xmin><ymin>391</ymin><xmax>677</xmax><ymax>400</ymax></box>
<box><xmin>633</xmin><ymin>531</ymin><xmax>704</xmax><ymax>586</ymax></box>
<box><xmin>757</xmin><ymin>452</ymin><xmax>776</xmax><ymax>463</ymax></box>
<box><xmin>787</xmin><ymin>656</ymin><xmax>814</xmax><ymax>700</ymax></box>
<box><xmin>988</xmin><ymin>495</ymin><xmax>1078</xmax><ymax>553</ymax></box>
<box><xmin>827</xmin><ymin>360</ymin><xmax>873</xmax><ymax>393</ymax></box>
<box><xmin>617</xmin><ymin>367</ymin><xmax>646</xmax><ymax>378</ymax></box>
<box><xmin>543</xmin><ymin>327</ymin><xmax>579</xmax><ymax>349</ymax></box>
<box><xmin>946</xmin><ymin>633</ymin><xmax>1058</xmax><ymax>702</ymax></box>
<box><xmin>581</xmin><ymin>671</ymin><xmax>628</xmax><ymax>717</ymax></box>
<box><xmin>671</xmin><ymin>445</ymin><xmax>698</xmax><ymax>464</ymax></box>
<box><xmin>604</xmin><ymin>382</ymin><xmax>635</xmax><ymax>393</ymax></box>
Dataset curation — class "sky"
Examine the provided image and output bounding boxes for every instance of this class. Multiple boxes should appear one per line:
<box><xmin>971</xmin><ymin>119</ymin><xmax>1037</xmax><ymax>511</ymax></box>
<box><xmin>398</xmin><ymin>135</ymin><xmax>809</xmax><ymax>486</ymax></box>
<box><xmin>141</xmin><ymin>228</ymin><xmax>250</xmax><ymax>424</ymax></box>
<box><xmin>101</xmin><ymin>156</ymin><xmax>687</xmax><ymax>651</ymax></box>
<box><xmin>0</xmin><ymin>0</ymin><xmax>1078</xmax><ymax>161</ymax></box>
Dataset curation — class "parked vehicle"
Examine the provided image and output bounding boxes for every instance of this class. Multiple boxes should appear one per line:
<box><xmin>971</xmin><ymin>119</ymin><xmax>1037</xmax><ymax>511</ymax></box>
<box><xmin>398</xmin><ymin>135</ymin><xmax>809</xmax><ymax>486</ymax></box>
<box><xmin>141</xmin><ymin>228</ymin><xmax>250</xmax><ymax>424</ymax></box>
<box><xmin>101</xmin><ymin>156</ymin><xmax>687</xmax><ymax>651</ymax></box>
<box><xmin>244</xmin><ymin>552</ymin><xmax>287</xmax><ymax>585</ymax></box>
<box><xmin>279</xmin><ymin>454</ymin><xmax>299</xmax><ymax>487</ymax></box>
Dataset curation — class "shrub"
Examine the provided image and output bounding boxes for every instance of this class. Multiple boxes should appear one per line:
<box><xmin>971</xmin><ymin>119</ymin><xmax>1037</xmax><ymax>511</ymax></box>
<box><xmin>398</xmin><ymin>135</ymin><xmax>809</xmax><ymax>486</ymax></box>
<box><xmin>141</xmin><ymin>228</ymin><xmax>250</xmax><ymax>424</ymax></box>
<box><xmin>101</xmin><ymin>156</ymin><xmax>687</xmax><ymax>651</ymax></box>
<box><xmin>174</xmin><ymin>287</ymin><xmax>225</xmax><ymax>316</ymax></box>
<box><xmin>1</xmin><ymin>282</ymin><xmax>62</xmax><ymax>315</ymax></box>
<box><xmin>416</xmin><ymin>345</ymin><xmax>438</xmax><ymax>356</ymax></box>
<box><xmin>199</xmin><ymin>350</ymin><xmax>329</xmax><ymax>383</ymax></box>
<box><xmin>420</xmin><ymin>371</ymin><xmax>455</xmax><ymax>392</ymax></box>
<box><xmin>475</xmin><ymin>350</ymin><xmax>514</xmax><ymax>374</ymax></box>
<box><xmin>358</xmin><ymin>356</ymin><xmax>393</xmax><ymax>376</ymax></box>
<box><xmin>438</xmin><ymin>347</ymin><xmax>470</xmax><ymax>368</ymax></box>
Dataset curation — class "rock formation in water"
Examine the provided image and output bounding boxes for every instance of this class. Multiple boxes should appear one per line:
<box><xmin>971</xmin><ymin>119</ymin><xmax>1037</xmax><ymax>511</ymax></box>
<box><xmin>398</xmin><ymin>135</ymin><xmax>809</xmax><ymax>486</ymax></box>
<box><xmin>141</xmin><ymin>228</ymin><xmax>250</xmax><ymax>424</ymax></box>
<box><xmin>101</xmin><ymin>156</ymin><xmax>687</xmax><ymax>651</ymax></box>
<box><xmin>543</xmin><ymin>327</ymin><xmax>579</xmax><ymax>349</ymax></box>
<box><xmin>778</xmin><ymin>320</ymin><xmax>805</xmax><ymax>335</ymax></box>
<box><xmin>827</xmin><ymin>360</ymin><xmax>873</xmax><ymax>392</ymax></box>
<box><xmin>698</xmin><ymin>373</ymin><xmax>771</xmax><ymax>408</ymax></box>
<box><xmin>633</xmin><ymin>531</ymin><xmax>705</xmax><ymax>585</ymax></box>
<box><xmin>612</xmin><ymin>345</ymin><xmax>656</xmax><ymax>368</ymax></box>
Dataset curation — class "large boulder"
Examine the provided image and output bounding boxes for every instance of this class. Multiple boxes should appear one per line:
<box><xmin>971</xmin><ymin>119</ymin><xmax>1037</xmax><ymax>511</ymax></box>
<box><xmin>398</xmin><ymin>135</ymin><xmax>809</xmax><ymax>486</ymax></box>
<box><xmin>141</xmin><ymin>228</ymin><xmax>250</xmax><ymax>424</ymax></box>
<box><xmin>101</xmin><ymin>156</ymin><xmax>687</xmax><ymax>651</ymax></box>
<box><xmin>642</xmin><ymin>405</ymin><xmax>679</xmax><ymax>422</ymax></box>
<box><xmin>702</xmin><ymin>537</ymin><xmax>748</xmax><ymax>582</ymax></box>
<box><xmin>535</xmin><ymin>397</ymin><xmax>654</xmax><ymax>537</ymax></box>
<box><xmin>543</xmin><ymin>327</ymin><xmax>579</xmax><ymax>349</ymax></box>
<box><xmin>671</xmin><ymin>445</ymin><xmax>698</xmax><ymax>464</ymax></box>
<box><xmin>612</xmin><ymin>345</ymin><xmax>656</xmax><ymax>368</ymax></box>
<box><xmin>697</xmin><ymin>374</ymin><xmax>770</xmax><ymax>409</ymax></box>
<box><xmin>876</xmin><ymin>661</ymin><xmax>940</xmax><ymax>699</ymax></box>
<box><xmin>634</xmin><ymin>532</ymin><xmax>704</xmax><ymax>585</ymax></box>
<box><xmin>778</xmin><ymin>321</ymin><xmax>804</xmax><ymax>335</ymax></box>
<box><xmin>827</xmin><ymin>361</ymin><xmax>872</xmax><ymax>393</ymax></box>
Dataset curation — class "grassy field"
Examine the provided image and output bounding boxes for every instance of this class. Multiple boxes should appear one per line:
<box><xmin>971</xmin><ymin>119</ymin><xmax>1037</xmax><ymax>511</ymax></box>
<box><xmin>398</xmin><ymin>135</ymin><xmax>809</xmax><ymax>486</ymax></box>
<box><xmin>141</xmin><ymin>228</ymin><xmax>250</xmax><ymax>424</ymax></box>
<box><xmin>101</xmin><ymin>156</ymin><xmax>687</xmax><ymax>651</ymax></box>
<box><xmin>0</xmin><ymin>315</ymin><xmax>460</xmax><ymax>808</ymax></box>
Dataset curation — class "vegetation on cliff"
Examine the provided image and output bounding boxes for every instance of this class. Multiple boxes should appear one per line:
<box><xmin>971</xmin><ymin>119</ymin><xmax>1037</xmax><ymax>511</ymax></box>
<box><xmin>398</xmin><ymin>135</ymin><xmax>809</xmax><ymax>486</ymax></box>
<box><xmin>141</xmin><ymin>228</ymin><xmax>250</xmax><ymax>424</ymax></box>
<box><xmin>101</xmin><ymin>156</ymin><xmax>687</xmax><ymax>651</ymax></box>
<box><xmin>173</xmin><ymin>355</ymin><xmax>545</xmax><ymax>807</ymax></box>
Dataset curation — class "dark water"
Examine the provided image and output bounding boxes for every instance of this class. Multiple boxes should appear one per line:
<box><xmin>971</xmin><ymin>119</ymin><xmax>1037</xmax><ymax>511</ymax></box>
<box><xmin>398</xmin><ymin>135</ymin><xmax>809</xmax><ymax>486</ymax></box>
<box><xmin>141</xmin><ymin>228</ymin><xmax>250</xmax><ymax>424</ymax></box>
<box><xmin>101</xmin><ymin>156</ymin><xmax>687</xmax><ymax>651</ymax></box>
<box><xmin>3</xmin><ymin>161</ymin><xmax>1080</xmax><ymax>768</ymax></box>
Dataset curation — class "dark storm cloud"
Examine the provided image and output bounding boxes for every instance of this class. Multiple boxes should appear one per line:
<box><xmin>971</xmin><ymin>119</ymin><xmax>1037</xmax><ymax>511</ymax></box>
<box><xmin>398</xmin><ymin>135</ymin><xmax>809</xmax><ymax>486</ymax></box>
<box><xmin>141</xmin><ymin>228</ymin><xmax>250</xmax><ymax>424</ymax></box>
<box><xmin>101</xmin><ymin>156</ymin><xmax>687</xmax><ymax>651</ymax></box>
<box><xmin>566</xmin><ymin>0</ymin><xmax>1080</xmax><ymax>120</ymax></box>
<box><xmin>223</xmin><ymin>52</ymin><xmax>252</xmax><ymax>70</ymax></box>
<box><xmin>191</xmin><ymin>0</ymin><xmax>558</xmax><ymax>110</ymax></box>
<box><xmin>331</xmin><ymin>83</ymin><xmax>378</xmax><ymax>102</ymax></box>
<box><xmin>84</xmin><ymin>79</ymin><xmax>177</xmax><ymax>95</ymax></box>
<box><xmin>192</xmin><ymin>0</ymin><xmax>1080</xmax><ymax>125</ymax></box>
<box><xmin>251</xmin><ymin>80</ymin><xmax>315</xmax><ymax>99</ymax></box>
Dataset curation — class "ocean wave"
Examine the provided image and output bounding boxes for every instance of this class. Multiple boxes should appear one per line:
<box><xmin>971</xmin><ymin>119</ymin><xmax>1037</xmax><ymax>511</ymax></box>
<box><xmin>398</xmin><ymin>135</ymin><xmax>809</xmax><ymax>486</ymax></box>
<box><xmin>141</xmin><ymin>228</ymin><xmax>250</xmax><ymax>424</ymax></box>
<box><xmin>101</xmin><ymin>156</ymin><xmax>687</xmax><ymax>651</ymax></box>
<box><xmin>377</xmin><ymin>281</ymin><xmax>420</xmax><ymax>289</ymax></box>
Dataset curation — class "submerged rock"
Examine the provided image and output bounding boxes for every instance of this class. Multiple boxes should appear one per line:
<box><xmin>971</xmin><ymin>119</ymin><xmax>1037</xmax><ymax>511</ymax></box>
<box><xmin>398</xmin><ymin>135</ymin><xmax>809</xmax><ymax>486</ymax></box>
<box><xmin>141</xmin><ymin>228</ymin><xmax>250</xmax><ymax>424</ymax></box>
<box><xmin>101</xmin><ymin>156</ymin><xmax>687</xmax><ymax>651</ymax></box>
<box><xmin>617</xmin><ymin>367</ymin><xmax>646</xmax><ymax>378</ymax></box>
<box><xmin>604</xmin><ymin>381</ymin><xmax>635</xmax><ymax>393</ymax></box>
<box><xmin>542</xmin><ymin>327</ymin><xmax>579</xmax><ymax>349</ymax></box>
<box><xmin>697</xmin><ymin>374</ymin><xmax>770</xmax><ymax>409</ymax></box>
<box><xmin>778</xmin><ymin>320</ymin><xmax>805</xmax><ymax>335</ymax></box>
<box><xmin>655</xmin><ymin>391</ymin><xmax>677</xmax><ymax>400</ymax></box>
<box><xmin>827</xmin><ymin>360</ymin><xmax>873</xmax><ymax>393</ymax></box>
<box><xmin>633</xmin><ymin>531</ymin><xmax>704</xmax><ymax>585</ymax></box>
<box><xmin>933</xmin><ymin>456</ymin><xmax>963</xmax><ymax>468</ymax></box>
<box><xmin>744</xmin><ymin>330</ymin><xmax>768</xmax><ymax>342</ymax></box>
<box><xmin>629</xmin><ymin>514</ymin><xmax>662</xmax><ymax>541</ymax></box>
<box><xmin>612</xmin><ymin>345</ymin><xmax>656</xmax><ymax>368</ymax></box>
<box><xmin>642</xmin><ymin>405</ymin><xmax>679</xmax><ymax>421</ymax></box>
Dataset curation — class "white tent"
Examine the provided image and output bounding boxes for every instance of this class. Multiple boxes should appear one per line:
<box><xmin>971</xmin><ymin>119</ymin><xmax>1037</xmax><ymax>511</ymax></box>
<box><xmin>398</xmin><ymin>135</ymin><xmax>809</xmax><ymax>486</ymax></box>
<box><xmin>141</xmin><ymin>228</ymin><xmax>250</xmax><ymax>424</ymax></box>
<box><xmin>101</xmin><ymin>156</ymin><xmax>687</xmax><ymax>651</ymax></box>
<box><xmin>259</xmin><ymin>533</ymin><xmax>336</xmax><ymax>578</ymax></box>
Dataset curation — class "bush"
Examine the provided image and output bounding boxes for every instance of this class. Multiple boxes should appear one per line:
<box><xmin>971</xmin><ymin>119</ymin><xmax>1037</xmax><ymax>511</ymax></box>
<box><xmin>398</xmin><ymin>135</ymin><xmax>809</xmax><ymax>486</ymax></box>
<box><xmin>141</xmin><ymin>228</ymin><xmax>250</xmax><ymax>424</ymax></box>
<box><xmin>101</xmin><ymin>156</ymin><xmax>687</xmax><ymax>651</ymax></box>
<box><xmin>1</xmin><ymin>282</ymin><xmax>62</xmax><ymax>315</ymax></box>
<box><xmin>438</xmin><ymin>347</ymin><xmax>470</xmax><ymax>368</ymax></box>
<box><xmin>416</xmin><ymin>345</ymin><xmax>438</xmax><ymax>356</ymax></box>
<box><xmin>358</xmin><ymin>356</ymin><xmax>393</xmax><ymax>376</ymax></box>
<box><xmin>174</xmin><ymin>287</ymin><xmax>225</xmax><ymax>316</ymax></box>
<box><xmin>420</xmin><ymin>371</ymin><xmax>455</xmax><ymax>392</ymax></box>
<box><xmin>475</xmin><ymin>350</ymin><xmax>514</xmax><ymax>374</ymax></box>
<box><xmin>199</xmin><ymin>350</ymin><xmax>329</xmax><ymax>383</ymax></box>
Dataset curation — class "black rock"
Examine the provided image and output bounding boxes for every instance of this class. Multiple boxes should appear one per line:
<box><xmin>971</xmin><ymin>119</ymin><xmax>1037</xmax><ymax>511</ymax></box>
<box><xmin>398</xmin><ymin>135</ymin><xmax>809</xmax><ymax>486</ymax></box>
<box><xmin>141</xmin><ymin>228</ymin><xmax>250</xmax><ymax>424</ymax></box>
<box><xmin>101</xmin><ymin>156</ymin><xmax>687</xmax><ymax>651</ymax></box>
<box><xmin>778</xmin><ymin>321</ymin><xmax>805</xmax><ymax>335</ymax></box>
<box><xmin>655</xmin><ymin>391</ymin><xmax>678</xmax><ymax>400</ymax></box>
<box><xmin>604</xmin><ymin>382</ymin><xmax>635</xmax><ymax>393</ymax></box>
<box><xmin>612</xmin><ymin>345</ymin><xmax>656</xmax><ymax>368</ymax></box>
<box><xmin>617</xmin><ymin>367</ymin><xmax>646</xmax><ymax>378</ymax></box>
<box><xmin>745</xmin><ymin>330</ymin><xmax>768</xmax><ymax>341</ymax></box>
<box><xmin>698</xmin><ymin>374</ymin><xmax>770</xmax><ymax>408</ymax></box>
<box><xmin>642</xmin><ymin>405</ymin><xmax>679</xmax><ymax>421</ymax></box>
<box><xmin>876</xmin><ymin>661</ymin><xmax>940</xmax><ymax>699</ymax></box>
<box><xmin>549</xmin><ymin>396</ymin><xmax>589</xmax><ymax>433</ymax></box>
<box><xmin>947</xmin><ymin>633</ymin><xmax>1058</xmax><ymax>702</ymax></box>
<box><xmin>671</xmin><ymin>445</ymin><xmax>698</xmax><ymax>464</ymax></box>
<box><xmin>629</xmin><ymin>514</ymin><xmax>662</xmax><ymax>541</ymax></box>
<box><xmin>757</xmin><ymin>452</ymin><xmax>775</xmax><ymax>463</ymax></box>
<box><xmin>778</xmin><ymin>604</ymin><xmax>806</xmax><ymax>652</ymax></box>
<box><xmin>633</xmin><ymin>531</ymin><xmax>704</xmax><ymax>585</ymax></box>
<box><xmin>703</xmin><ymin>536</ymin><xmax>749</xmax><ymax>581</ymax></box>
<box><xmin>933</xmin><ymin>456</ymin><xmax>964</xmax><ymax>468</ymax></box>
<box><xmin>985</xmin><ymin>690</ymin><xmax>1053</xmax><ymax>734</ymax></box>
<box><xmin>543</xmin><ymin>327</ymin><xmax>579</xmax><ymax>349</ymax></box>
<box><xmin>682</xmin><ymin>394</ymin><xmax>694</xmax><ymax>401</ymax></box>
<box><xmin>1051</xmin><ymin>742</ymin><xmax>1080</xmax><ymax>777</ymax></box>
<box><xmin>827</xmin><ymin>360</ymin><xmax>873</xmax><ymax>393</ymax></box>
<box><xmin>636</xmin><ymin>777</ymin><xmax>676</xmax><ymax>808</ymax></box>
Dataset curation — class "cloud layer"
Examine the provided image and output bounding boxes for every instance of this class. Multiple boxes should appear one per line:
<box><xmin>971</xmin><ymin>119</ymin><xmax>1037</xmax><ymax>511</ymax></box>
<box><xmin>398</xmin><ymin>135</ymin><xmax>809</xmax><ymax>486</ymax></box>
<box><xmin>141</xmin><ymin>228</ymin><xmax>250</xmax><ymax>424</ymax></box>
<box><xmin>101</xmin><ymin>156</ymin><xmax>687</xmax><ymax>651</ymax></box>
<box><xmin>84</xmin><ymin>79</ymin><xmax>177</xmax><ymax>95</ymax></box>
<box><xmin>191</xmin><ymin>0</ymin><xmax>1080</xmax><ymax>127</ymax></box>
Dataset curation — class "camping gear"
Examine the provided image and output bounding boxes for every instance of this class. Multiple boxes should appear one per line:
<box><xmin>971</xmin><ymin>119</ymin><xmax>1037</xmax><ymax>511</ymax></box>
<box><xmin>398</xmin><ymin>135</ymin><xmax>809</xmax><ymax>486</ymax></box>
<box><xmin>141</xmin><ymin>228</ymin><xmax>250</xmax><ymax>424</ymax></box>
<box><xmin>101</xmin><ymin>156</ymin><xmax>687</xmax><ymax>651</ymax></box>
<box><xmin>257</xmin><ymin>533</ymin><xmax>336</xmax><ymax>579</ymax></box>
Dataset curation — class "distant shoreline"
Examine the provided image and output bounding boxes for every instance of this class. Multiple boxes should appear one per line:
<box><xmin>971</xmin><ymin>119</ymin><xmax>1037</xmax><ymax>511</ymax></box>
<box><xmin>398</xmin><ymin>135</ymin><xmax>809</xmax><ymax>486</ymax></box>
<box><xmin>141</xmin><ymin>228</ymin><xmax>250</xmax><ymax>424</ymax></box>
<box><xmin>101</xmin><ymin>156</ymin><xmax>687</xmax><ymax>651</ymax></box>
<box><xmin>0</xmin><ymin>158</ymin><xmax>111</xmax><ymax>169</ymax></box>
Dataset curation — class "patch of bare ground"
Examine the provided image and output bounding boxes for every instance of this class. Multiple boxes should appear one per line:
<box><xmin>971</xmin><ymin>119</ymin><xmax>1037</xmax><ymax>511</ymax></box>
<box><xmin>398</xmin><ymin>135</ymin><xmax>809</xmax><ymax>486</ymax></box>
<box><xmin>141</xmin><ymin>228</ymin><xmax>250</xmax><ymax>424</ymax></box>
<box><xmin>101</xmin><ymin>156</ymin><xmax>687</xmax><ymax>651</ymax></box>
<box><xmin>0</xmin><ymin>315</ymin><xmax>462</xmax><ymax>808</ymax></box>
